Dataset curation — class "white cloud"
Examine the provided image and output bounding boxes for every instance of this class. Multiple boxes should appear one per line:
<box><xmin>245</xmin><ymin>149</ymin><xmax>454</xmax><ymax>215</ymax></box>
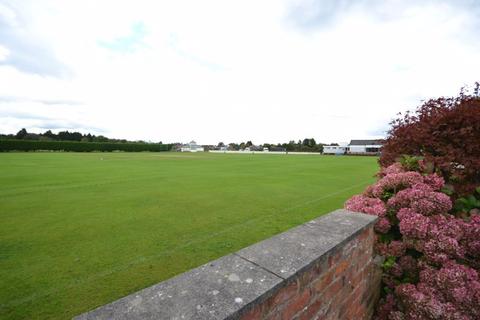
<box><xmin>0</xmin><ymin>44</ymin><xmax>8</xmax><ymax>61</ymax></box>
<box><xmin>0</xmin><ymin>0</ymin><xmax>479</xmax><ymax>144</ymax></box>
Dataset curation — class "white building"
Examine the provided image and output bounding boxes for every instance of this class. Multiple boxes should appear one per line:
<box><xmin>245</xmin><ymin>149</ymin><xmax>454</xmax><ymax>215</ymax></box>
<box><xmin>181</xmin><ymin>141</ymin><xmax>204</xmax><ymax>152</ymax></box>
<box><xmin>323</xmin><ymin>144</ymin><xmax>348</xmax><ymax>155</ymax></box>
<box><xmin>347</xmin><ymin>140</ymin><xmax>383</xmax><ymax>155</ymax></box>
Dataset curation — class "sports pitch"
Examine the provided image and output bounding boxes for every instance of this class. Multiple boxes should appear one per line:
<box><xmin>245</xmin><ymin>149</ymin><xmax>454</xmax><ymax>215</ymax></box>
<box><xmin>0</xmin><ymin>152</ymin><xmax>378</xmax><ymax>319</ymax></box>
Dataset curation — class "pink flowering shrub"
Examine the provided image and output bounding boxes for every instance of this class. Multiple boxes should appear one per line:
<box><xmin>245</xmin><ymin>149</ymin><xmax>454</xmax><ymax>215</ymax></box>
<box><xmin>344</xmin><ymin>195</ymin><xmax>386</xmax><ymax>217</ymax></box>
<box><xmin>344</xmin><ymin>161</ymin><xmax>480</xmax><ymax>319</ymax></box>
<box><xmin>423</xmin><ymin>174</ymin><xmax>445</xmax><ymax>191</ymax></box>
<box><xmin>465</xmin><ymin>215</ymin><xmax>480</xmax><ymax>263</ymax></box>
<box><xmin>371</xmin><ymin>171</ymin><xmax>424</xmax><ymax>198</ymax></box>
<box><xmin>378</xmin><ymin>162</ymin><xmax>404</xmax><ymax>177</ymax></box>
<box><xmin>396</xmin><ymin>261</ymin><xmax>480</xmax><ymax>319</ymax></box>
<box><xmin>388</xmin><ymin>183</ymin><xmax>452</xmax><ymax>215</ymax></box>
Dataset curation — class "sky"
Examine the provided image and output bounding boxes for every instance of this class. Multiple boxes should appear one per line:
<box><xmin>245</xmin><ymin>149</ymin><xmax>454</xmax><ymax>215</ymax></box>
<box><xmin>0</xmin><ymin>0</ymin><xmax>479</xmax><ymax>145</ymax></box>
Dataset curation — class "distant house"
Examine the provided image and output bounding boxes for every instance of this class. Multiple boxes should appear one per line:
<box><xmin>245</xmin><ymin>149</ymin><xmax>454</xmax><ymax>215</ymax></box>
<box><xmin>347</xmin><ymin>140</ymin><xmax>383</xmax><ymax>155</ymax></box>
<box><xmin>180</xmin><ymin>141</ymin><xmax>204</xmax><ymax>152</ymax></box>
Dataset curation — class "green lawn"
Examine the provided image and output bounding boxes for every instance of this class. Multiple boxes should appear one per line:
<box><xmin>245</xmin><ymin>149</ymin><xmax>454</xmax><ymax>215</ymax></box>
<box><xmin>0</xmin><ymin>152</ymin><xmax>378</xmax><ymax>319</ymax></box>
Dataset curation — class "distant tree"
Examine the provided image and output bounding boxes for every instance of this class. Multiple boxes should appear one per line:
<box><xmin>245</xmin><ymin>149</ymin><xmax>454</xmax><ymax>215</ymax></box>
<box><xmin>71</xmin><ymin>132</ymin><xmax>82</xmax><ymax>141</ymax></box>
<box><xmin>16</xmin><ymin>128</ymin><xmax>28</xmax><ymax>139</ymax></box>
<box><xmin>217</xmin><ymin>142</ymin><xmax>225</xmax><ymax>148</ymax></box>
<box><xmin>24</xmin><ymin>133</ymin><xmax>40</xmax><ymax>140</ymax></box>
<box><xmin>228</xmin><ymin>143</ymin><xmax>239</xmax><ymax>150</ymax></box>
<box><xmin>57</xmin><ymin>131</ymin><xmax>66</xmax><ymax>140</ymax></box>
<box><xmin>58</xmin><ymin>131</ymin><xmax>72</xmax><ymax>141</ymax></box>
<box><xmin>94</xmin><ymin>135</ymin><xmax>109</xmax><ymax>142</ymax></box>
<box><xmin>246</xmin><ymin>141</ymin><xmax>253</xmax><ymax>147</ymax></box>
<box><xmin>284</xmin><ymin>141</ymin><xmax>292</xmax><ymax>151</ymax></box>
<box><xmin>43</xmin><ymin>130</ymin><xmax>57</xmax><ymax>140</ymax></box>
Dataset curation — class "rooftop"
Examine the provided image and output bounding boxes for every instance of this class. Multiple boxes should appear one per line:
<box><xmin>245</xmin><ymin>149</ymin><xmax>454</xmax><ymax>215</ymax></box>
<box><xmin>348</xmin><ymin>139</ymin><xmax>384</xmax><ymax>146</ymax></box>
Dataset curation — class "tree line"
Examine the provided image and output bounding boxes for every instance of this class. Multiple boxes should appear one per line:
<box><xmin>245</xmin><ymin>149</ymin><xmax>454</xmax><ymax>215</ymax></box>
<box><xmin>215</xmin><ymin>138</ymin><xmax>337</xmax><ymax>152</ymax></box>
<box><xmin>0</xmin><ymin>128</ymin><xmax>163</xmax><ymax>144</ymax></box>
<box><xmin>0</xmin><ymin>140</ymin><xmax>172</xmax><ymax>152</ymax></box>
<box><xmin>2</xmin><ymin>129</ymin><xmax>338</xmax><ymax>153</ymax></box>
<box><xmin>0</xmin><ymin>129</ymin><xmax>171</xmax><ymax>152</ymax></box>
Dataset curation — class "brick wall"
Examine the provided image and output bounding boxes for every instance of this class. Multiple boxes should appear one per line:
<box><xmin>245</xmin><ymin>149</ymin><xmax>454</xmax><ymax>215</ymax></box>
<box><xmin>239</xmin><ymin>226</ymin><xmax>381</xmax><ymax>320</ymax></box>
<box><xmin>75</xmin><ymin>210</ymin><xmax>381</xmax><ymax>320</ymax></box>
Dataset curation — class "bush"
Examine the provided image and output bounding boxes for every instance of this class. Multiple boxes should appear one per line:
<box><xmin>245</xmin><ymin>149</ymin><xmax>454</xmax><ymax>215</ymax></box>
<box><xmin>0</xmin><ymin>139</ymin><xmax>172</xmax><ymax>152</ymax></box>
<box><xmin>345</xmin><ymin>160</ymin><xmax>480</xmax><ymax>319</ymax></box>
<box><xmin>379</xmin><ymin>84</ymin><xmax>480</xmax><ymax>196</ymax></box>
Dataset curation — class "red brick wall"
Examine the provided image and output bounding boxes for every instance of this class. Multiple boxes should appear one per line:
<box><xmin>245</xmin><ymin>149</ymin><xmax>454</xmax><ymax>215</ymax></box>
<box><xmin>239</xmin><ymin>226</ymin><xmax>381</xmax><ymax>320</ymax></box>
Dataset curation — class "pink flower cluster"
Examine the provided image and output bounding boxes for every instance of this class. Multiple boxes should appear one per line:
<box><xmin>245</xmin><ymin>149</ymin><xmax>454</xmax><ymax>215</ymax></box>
<box><xmin>464</xmin><ymin>214</ymin><xmax>480</xmax><ymax>261</ymax></box>
<box><xmin>371</xmin><ymin>171</ymin><xmax>424</xmax><ymax>198</ymax></box>
<box><xmin>345</xmin><ymin>195</ymin><xmax>387</xmax><ymax>217</ymax></box>
<box><xmin>379</xmin><ymin>162</ymin><xmax>405</xmax><ymax>177</ymax></box>
<box><xmin>395</xmin><ymin>261</ymin><xmax>480</xmax><ymax>319</ymax></box>
<box><xmin>344</xmin><ymin>160</ymin><xmax>480</xmax><ymax>320</ymax></box>
<box><xmin>375</xmin><ymin>217</ymin><xmax>391</xmax><ymax>234</ymax></box>
<box><xmin>423</xmin><ymin>174</ymin><xmax>445</xmax><ymax>191</ymax></box>
<box><xmin>344</xmin><ymin>194</ymin><xmax>389</xmax><ymax>233</ymax></box>
<box><xmin>397</xmin><ymin>210</ymin><xmax>469</xmax><ymax>265</ymax></box>
<box><xmin>376</xmin><ymin>240</ymin><xmax>407</xmax><ymax>257</ymax></box>
<box><xmin>388</xmin><ymin>183</ymin><xmax>452</xmax><ymax>215</ymax></box>
<box><xmin>398</xmin><ymin>208</ymin><xmax>429</xmax><ymax>239</ymax></box>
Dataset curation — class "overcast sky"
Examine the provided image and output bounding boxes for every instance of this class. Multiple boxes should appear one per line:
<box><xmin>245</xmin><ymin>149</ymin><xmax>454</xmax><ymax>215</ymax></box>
<box><xmin>0</xmin><ymin>0</ymin><xmax>479</xmax><ymax>144</ymax></box>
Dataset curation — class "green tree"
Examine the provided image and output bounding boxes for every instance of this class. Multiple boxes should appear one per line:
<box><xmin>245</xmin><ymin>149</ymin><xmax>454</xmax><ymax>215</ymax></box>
<box><xmin>43</xmin><ymin>130</ymin><xmax>57</xmax><ymax>140</ymax></box>
<box><xmin>16</xmin><ymin>128</ymin><xmax>28</xmax><ymax>139</ymax></box>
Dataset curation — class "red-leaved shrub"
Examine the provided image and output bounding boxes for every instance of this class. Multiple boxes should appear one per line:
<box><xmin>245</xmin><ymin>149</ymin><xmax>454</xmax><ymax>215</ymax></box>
<box><xmin>379</xmin><ymin>84</ymin><xmax>480</xmax><ymax>196</ymax></box>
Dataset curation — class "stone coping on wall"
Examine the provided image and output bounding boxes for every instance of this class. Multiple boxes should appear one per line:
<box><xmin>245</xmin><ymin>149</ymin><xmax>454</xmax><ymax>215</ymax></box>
<box><xmin>74</xmin><ymin>209</ymin><xmax>378</xmax><ymax>320</ymax></box>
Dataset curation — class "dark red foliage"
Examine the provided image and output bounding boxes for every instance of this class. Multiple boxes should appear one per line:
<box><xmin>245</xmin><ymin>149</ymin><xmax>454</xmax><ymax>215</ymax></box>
<box><xmin>379</xmin><ymin>84</ymin><xmax>480</xmax><ymax>196</ymax></box>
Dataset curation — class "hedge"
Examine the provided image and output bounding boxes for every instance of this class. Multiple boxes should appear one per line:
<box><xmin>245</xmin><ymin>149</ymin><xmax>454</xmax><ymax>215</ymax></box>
<box><xmin>0</xmin><ymin>139</ymin><xmax>172</xmax><ymax>152</ymax></box>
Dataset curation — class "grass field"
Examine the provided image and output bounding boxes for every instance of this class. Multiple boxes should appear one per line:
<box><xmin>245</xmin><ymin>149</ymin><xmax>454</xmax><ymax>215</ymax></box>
<box><xmin>0</xmin><ymin>152</ymin><xmax>378</xmax><ymax>319</ymax></box>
